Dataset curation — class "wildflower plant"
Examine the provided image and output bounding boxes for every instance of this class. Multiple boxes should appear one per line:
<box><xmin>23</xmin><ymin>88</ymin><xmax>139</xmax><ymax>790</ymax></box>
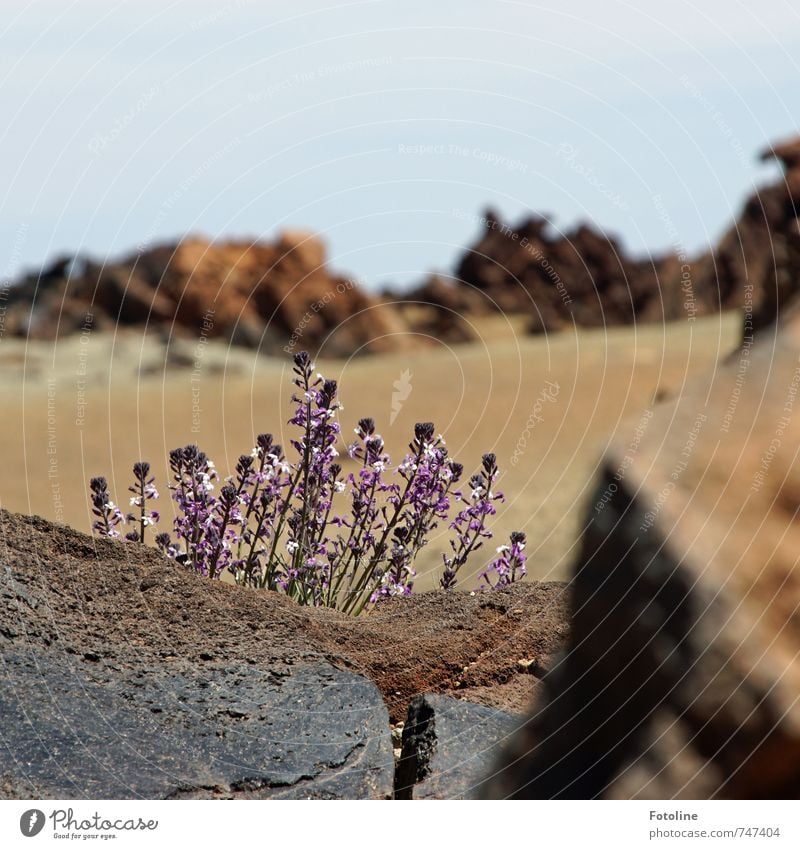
<box><xmin>439</xmin><ymin>452</ymin><xmax>502</xmax><ymax>590</ymax></box>
<box><xmin>126</xmin><ymin>462</ymin><xmax>159</xmax><ymax>543</ymax></box>
<box><xmin>89</xmin><ymin>352</ymin><xmax>527</xmax><ymax>613</ymax></box>
<box><xmin>478</xmin><ymin>531</ymin><xmax>528</xmax><ymax>590</ymax></box>
<box><xmin>89</xmin><ymin>477</ymin><xmax>124</xmax><ymax>539</ymax></box>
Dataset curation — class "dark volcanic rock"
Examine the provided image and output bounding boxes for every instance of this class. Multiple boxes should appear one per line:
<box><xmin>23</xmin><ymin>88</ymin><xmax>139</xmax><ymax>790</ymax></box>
<box><xmin>395</xmin><ymin>694</ymin><xmax>522</xmax><ymax>800</ymax></box>
<box><xmin>1</xmin><ymin>654</ymin><xmax>393</xmax><ymax>799</ymax></box>
<box><xmin>406</xmin><ymin>209</ymin><xmax>697</xmax><ymax>334</ymax></box>
<box><xmin>482</xmin><ymin>297</ymin><xmax>800</xmax><ymax>800</ymax></box>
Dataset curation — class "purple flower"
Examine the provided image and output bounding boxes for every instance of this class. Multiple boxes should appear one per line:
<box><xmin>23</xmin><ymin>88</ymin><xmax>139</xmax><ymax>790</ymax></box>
<box><xmin>155</xmin><ymin>531</ymin><xmax>181</xmax><ymax>559</ymax></box>
<box><xmin>329</xmin><ymin>419</ymin><xmax>393</xmax><ymax>610</ymax></box>
<box><xmin>126</xmin><ymin>461</ymin><xmax>160</xmax><ymax>543</ymax></box>
<box><xmin>280</xmin><ymin>355</ymin><xmax>344</xmax><ymax>602</ymax></box>
<box><xmin>89</xmin><ymin>476</ymin><xmax>124</xmax><ymax>538</ymax></box>
<box><xmin>478</xmin><ymin>531</ymin><xmax>527</xmax><ymax>589</ymax></box>
<box><xmin>357</xmin><ymin>423</ymin><xmax>462</xmax><ymax>612</ymax></box>
<box><xmin>440</xmin><ymin>452</ymin><xmax>503</xmax><ymax>589</ymax></box>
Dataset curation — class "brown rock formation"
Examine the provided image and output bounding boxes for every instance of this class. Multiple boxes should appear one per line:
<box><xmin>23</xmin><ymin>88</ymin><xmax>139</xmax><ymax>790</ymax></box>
<box><xmin>9</xmin><ymin>134</ymin><xmax>800</xmax><ymax>352</ymax></box>
<box><xmin>482</xmin><ymin>294</ymin><xmax>800</xmax><ymax>799</ymax></box>
<box><xmin>705</xmin><ymin>135</ymin><xmax>800</xmax><ymax>336</ymax></box>
<box><xmin>4</xmin><ymin>232</ymin><xmax>408</xmax><ymax>357</ymax></box>
<box><xmin>389</xmin><ymin>275</ymin><xmax>482</xmax><ymax>344</ymax></box>
<box><xmin>405</xmin><ymin>209</ymin><xmax>704</xmax><ymax>334</ymax></box>
<box><xmin>406</xmin><ymin>136</ymin><xmax>800</xmax><ymax>338</ymax></box>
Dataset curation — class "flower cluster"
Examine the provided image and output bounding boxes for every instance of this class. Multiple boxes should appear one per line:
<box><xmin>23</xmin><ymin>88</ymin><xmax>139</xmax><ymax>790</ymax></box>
<box><xmin>89</xmin><ymin>476</ymin><xmax>124</xmax><ymax>538</ymax></box>
<box><xmin>366</xmin><ymin>423</ymin><xmax>463</xmax><ymax>608</ymax></box>
<box><xmin>440</xmin><ymin>452</ymin><xmax>503</xmax><ymax>590</ymax></box>
<box><xmin>89</xmin><ymin>351</ymin><xmax>528</xmax><ymax>612</ymax></box>
<box><xmin>125</xmin><ymin>462</ymin><xmax>160</xmax><ymax>543</ymax></box>
<box><xmin>91</xmin><ymin>464</ymin><xmax>160</xmax><ymax>543</ymax></box>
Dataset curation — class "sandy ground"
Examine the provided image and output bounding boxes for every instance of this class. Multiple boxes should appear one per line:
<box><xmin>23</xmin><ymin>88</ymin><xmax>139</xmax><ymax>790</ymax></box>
<box><xmin>0</xmin><ymin>312</ymin><xmax>741</xmax><ymax>588</ymax></box>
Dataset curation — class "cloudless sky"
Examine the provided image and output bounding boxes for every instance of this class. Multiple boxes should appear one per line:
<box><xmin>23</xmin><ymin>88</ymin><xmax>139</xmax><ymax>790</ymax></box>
<box><xmin>1</xmin><ymin>0</ymin><xmax>799</xmax><ymax>289</ymax></box>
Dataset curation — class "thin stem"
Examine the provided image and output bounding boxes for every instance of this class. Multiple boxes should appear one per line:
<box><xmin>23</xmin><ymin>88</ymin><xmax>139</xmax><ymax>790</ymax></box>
<box><xmin>138</xmin><ymin>477</ymin><xmax>146</xmax><ymax>544</ymax></box>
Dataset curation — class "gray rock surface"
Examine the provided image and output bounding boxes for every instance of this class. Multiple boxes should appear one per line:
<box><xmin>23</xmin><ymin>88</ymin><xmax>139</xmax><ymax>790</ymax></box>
<box><xmin>395</xmin><ymin>694</ymin><xmax>522</xmax><ymax>799</ymax></box>
<box><xmin>1</xmin><ymin>652</ymin><xmax>393</xmax><ymax>799</ymax></box>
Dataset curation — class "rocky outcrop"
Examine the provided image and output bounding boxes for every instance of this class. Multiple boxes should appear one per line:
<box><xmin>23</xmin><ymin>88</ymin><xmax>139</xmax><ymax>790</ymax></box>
<box><xmin>404</xmin><ymin>137</ymin><xmax>800</xmax><ymax>338</ymax></box>
<box><xmin>3</xmin><ymin>232</ymin><xmax>408</xmax><ymax>357</ymax></box>
<box><xmin>0</xmin><ymin>509</ymin><xmax>568</xmax><ymax>799</ymax></box>
<box><xmin>403</xmin><ymin>210</ymin><xmax>698</xmax><ymax>334</ymax></box>
<box><xmin>482</xmin><ymin>296</ymin><xmax>800</xmax><ymax>799</ymax></box>
<box><xmin>705</xmin><ymin>136</ymin><xmax>800</xmax><ymax>336</ymax></box>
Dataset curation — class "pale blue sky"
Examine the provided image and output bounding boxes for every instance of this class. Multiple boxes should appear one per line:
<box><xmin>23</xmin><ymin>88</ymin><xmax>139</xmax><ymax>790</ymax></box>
<box><xmin>2</xmin><ymin>0</ymin><xmax>799</xmax><ymax>289</ymax></box>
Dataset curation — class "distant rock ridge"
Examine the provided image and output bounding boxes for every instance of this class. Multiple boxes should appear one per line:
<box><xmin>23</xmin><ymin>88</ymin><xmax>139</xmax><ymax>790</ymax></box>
<box><xmin>401</xmin><ymin>210</ymin><xmax>696</xmax><ymax>333</ymax></box>
<box><xmin>402</xmin><ymin>134</ymin><xmax>800</xmax><ymax>338</ymax></box>
<box><xmin>6</xmin><ymin>134</ymin><xmax>800</xmax><ymax>352</ymax></box>
<box><xmin>3</xmin><ymin>231</ymin><xmax>408</xmax><ymax>357</ymax></box>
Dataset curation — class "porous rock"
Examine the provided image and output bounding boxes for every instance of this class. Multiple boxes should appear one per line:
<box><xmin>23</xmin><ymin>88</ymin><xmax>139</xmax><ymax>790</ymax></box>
<box><xmin>1</xmin><ymin>654</ymin><xmax>394</xmax><ymax>799</ymax></box>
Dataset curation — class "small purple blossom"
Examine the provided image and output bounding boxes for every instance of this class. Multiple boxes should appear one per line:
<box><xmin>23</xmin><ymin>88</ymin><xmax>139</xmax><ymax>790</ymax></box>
<box><xmin>89</xmin><ymin>476</ymin><xmax>124</xmax><ymax>538</ymax></box>
<box><xmin>126</xmin><ymin>461</ymin><xmax>159</xmax><ymax>543</ymax></box>
<box><xmin>440</xmin><ymin>452</ymin><xmax>503</xmax><ymax>590</ymax></box>
<box><xmin>478</xmin><ymin>531</ymin><xmax>527</xmax><ymax>589</ymax></box>
<box><xmin>361</xmin><ymin>424</ymin><xmax>459</xmax><ymax>608</ymax></box>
